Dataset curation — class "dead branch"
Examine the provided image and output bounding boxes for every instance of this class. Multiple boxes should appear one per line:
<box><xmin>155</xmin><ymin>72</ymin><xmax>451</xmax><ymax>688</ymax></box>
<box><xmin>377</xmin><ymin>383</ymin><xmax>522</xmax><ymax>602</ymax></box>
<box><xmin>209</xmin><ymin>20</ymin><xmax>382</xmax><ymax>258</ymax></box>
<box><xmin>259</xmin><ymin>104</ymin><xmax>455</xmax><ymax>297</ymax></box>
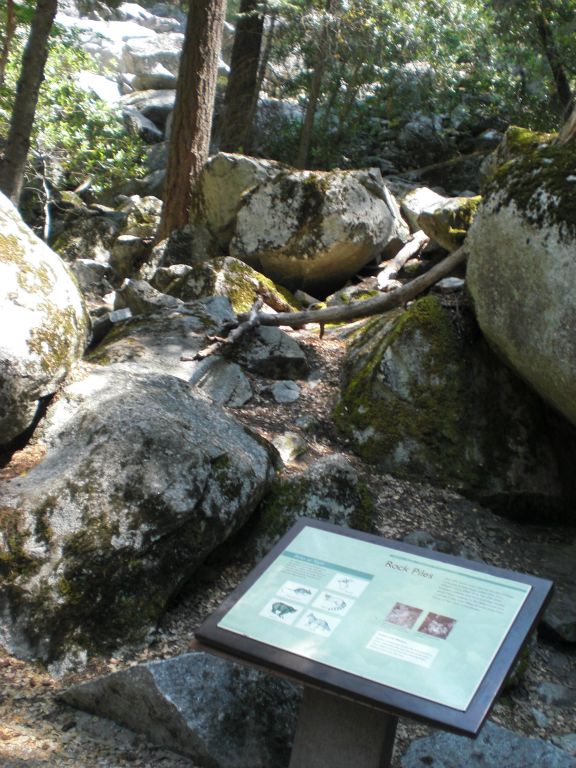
<box><xmin>238</xmin><ymin>246</ymin><xmax>468</xmax><ymax>330</ymax></box>
<box><xmin>377</xmin><ymin>230</ymin><xmax>431</xmax><ymax>291</ymax></box>
<box><xmin>182</xmin><ymin>296</ymin><xmax>264</xmax><ymax>361</ymax></box>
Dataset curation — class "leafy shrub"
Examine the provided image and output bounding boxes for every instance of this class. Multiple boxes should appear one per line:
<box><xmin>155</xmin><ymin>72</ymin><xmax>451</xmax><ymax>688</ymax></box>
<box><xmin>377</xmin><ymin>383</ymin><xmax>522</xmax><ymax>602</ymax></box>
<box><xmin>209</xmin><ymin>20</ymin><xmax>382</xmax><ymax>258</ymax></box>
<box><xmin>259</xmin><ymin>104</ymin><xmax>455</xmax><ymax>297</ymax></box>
<box><xmin>0</xmin><ymin>27</ymin><xmax>146</xmax><ymax>197</ymax></box>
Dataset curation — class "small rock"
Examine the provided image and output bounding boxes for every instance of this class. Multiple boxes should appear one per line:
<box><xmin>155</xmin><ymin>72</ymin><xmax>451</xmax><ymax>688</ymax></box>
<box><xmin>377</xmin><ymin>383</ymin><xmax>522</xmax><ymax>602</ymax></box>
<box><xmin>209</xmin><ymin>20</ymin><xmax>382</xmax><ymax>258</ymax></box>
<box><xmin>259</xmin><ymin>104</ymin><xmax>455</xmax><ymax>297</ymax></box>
<box><xmin>433</xmin><ymin>277</ymin><xmax>465</xmax><ymax>294</ymax></box>
<box><xmin>532</xmin><ymin>709</ymin><xmax>550</xmax><ymax>728</ymax></box>
<box><xmin>273</xmin><ymin>432</ymin><xmax>308</xmax><ymax>463</ymax></box>
<box><xmin>536</xmin><ymin>682</ymin><xmax>576</xmax><ymax>708</ymax></box>
<box><xmin>267</xmin><ymin>380</ymin><xmax>301</xmax><ymax>404</ymax></box>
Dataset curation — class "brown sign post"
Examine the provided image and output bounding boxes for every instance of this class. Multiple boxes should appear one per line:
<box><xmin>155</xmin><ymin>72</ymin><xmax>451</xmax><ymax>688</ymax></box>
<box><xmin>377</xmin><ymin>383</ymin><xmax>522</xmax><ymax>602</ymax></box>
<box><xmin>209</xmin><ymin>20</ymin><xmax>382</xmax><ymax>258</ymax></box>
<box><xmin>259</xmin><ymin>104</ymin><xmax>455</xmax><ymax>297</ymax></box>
<box><xmin>196</xmin><ymin>519</ymin><xmax>553</xmax><ymax>767</ymax></box>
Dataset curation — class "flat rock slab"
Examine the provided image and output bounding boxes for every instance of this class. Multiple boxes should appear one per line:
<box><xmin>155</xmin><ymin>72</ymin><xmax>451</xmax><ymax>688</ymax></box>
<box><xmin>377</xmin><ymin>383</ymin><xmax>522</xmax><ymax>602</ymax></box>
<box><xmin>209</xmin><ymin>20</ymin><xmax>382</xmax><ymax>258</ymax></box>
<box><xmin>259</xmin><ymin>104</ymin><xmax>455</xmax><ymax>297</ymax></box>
<box><xmin>61</xmin><ymin>651</ymin><xmax>300</xmax><ymax>768</ymax></box>
<box><xmin>401</xmin><ymin>721</ymin><xmax>575</xmax><ymax>768</ymax></box>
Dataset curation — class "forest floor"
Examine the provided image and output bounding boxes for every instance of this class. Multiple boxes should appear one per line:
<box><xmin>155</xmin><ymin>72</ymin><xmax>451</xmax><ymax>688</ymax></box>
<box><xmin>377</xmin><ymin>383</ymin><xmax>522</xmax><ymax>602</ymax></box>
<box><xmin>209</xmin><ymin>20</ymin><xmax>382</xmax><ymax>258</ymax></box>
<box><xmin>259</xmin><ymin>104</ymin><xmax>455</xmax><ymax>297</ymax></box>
<box><xmin>1</xmin><ymin>325</ymin><xmax>575</xmax><ymax>767</ymax></box>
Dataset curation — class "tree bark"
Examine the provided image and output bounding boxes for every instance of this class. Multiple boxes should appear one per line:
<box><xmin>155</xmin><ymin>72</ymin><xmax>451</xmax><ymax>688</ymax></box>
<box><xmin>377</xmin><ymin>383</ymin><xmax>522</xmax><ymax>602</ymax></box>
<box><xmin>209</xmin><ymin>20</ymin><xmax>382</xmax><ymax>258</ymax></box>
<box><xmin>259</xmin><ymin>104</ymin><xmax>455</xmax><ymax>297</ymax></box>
<box><xmin>157</xmin><ymin>0</ymin><xmax>226</xmax><ymax>240</ymax></box>
<box><xmin>0</xmin><ymin>0</ymin><xmax>57</xmax><ymax>205</ymax></box>
<box><xmin>295</xmin><ymin>0</ymin><xmax>336</xmax><ymax>170</ymax></box>
<box><xmin>556</xmin><ymin>101</ymin><xmax>576</xmax><ymax>144</ymax></box>
<box><xmin>0</xmin><ymin>0</ymin><xmax>16</xmax><ymax>88</ymax></box>
<box><xmin>219</xmin><ymin>0</ymin><xmax>265</xmax><ymax>154</ymax></box>
<box><xmin>535</xmin><ymin>2</ymin><xmax>573</xmax><ymax>117</ymax></box>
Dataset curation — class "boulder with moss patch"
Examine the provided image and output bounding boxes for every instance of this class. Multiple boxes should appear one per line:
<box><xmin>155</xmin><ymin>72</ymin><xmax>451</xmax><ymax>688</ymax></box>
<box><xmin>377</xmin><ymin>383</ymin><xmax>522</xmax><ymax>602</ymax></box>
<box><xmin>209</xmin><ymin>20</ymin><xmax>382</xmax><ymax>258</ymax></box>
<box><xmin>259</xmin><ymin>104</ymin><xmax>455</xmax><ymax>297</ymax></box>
<box><xmin>334</xmin><ymin>295</ymin><xmax>576</xmax><ymax>521</ymax></box>
<box><xmin>150</xmin><ymin>256</ymin><xmax>300</xmax><ymax>314</ymax></box>
<box><xmin>467</xmin><ymin>127</ymin><xmax>576</xmax><ymax>429</ymax></box>
<box><xmin>0</xmin><ymin>191</ymin><xmax>90</xmax><ymax>444</ymax></box>
<box><xmin>417</xmin><ymin>195</ymin><xmax>481</xmax><ymax>252</ymax></box>
<box><xmin>0</xmin><ymin>366</ymin><xmax>275</xmax><ymax>660</ymax></box>
<box><xmin>230</xmin><ymin>168</ymin><xmax>409</xmax><ymax>296</ymax></box>
<box><xmin>246</xmin><ymin>455</ymin><xmax>374</xmax><ymax>559</ymax></box>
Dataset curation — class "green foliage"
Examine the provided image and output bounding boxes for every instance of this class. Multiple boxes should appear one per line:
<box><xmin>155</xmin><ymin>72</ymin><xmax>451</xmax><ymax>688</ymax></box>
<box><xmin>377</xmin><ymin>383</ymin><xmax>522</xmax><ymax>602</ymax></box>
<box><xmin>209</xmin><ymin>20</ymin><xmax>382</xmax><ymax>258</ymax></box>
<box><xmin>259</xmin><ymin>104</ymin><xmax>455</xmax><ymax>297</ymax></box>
<box><xmin>0</xmin><ymin>28</ymin><xmax>146</xmax><ymax>195</ymax></box>
<box><xmin>258</xmin><ymin>0</ymin><xmax>576</xmax><ymax>169</ymax></box>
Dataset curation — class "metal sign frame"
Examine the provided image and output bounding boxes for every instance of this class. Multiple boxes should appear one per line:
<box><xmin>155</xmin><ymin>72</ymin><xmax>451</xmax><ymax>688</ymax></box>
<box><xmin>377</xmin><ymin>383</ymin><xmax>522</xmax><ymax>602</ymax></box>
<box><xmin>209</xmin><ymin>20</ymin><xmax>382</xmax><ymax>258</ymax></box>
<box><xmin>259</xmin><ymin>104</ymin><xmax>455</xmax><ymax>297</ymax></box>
<box><xmin>195</xmin><ymin>518</ymin><xmax>553</xmax><ymax>736</ymax></box>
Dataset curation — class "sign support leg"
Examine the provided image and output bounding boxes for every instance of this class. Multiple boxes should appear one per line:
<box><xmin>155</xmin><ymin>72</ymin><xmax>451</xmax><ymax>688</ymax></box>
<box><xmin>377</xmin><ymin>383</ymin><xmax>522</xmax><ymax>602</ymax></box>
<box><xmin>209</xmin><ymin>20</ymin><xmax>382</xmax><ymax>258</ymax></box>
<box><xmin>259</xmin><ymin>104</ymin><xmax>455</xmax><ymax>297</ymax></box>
<box><xmin>288</xmin><ymin>687</ymin><xmax>398</xmax><ymax>768</ymax></box>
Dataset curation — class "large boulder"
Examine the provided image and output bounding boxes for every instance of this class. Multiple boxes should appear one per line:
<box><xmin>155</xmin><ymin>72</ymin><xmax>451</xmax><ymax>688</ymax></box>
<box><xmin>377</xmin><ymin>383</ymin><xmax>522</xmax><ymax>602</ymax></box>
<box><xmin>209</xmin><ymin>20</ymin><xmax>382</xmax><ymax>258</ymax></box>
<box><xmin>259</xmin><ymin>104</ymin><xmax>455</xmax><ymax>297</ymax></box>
<box><xmin>230</xmin><ymin>168</ymin><xmax>410</xmax><ymax>296</ymax></box>
<box><xmin>195</xmin><ymin>153</ymin><xmax>283</xmax><ymax>251</ymax></box>
<box><xmin>0</xmin><ymin>191</ymin><xmax>90</xmax><ymax>444</ymax></box>
<box><xmin>333</xmin><ymin>294</ymin><xmax>576</xmax><ymax>521</ymax></box>
<box><xmin>61</xmin><ymin>652</ymin><xmax>300</xmax><ymax>768</ymax></box>
<box><xmin>0</xmin><ymin>366</ymin><xmax>275</xmax><ymax>660</ymax></box>
<box><xmin>466</xmin><ymin>127</ymin><xmax>576</xmax><ymax>428</ymax></box>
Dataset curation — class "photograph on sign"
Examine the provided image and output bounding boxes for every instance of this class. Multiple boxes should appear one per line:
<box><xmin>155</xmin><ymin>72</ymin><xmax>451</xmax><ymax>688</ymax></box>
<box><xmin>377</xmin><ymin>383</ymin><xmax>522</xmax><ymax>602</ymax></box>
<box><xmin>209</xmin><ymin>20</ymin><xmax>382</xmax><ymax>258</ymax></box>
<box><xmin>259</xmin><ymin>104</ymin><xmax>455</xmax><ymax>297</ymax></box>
<box><xmin>216</xmin><ymin>525</ymin><xmax>532</xmax><ymax>712</ymax></box>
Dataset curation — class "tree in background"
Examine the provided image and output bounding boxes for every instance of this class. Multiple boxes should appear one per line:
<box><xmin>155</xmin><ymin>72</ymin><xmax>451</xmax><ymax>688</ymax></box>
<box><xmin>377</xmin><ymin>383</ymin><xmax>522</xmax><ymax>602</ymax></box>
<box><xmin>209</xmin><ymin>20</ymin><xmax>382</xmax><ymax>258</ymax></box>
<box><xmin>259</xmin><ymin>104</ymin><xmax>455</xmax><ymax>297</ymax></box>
<box><xmin>295</xmin><ymin>0</ymin><xmax>339</xmax><ymax>169</ymax></box>
<box><xmin>158</xmin><ymin>0</ymin><xmax>226</xmax><ymax>239</ymax></box>
<box><xmin>219</xmin><ymin>0</ymin><xmax>265</xmax><ymax>154</ymax></box>
<box><xmin>0</xmin><ymin>0</ymin><xmax>57</xmax><ymax>204</ymax></box>
<box><xmin>491</xmin><ymin>0</ymin><xmax>575</xmax><ymax>122</ymax></box>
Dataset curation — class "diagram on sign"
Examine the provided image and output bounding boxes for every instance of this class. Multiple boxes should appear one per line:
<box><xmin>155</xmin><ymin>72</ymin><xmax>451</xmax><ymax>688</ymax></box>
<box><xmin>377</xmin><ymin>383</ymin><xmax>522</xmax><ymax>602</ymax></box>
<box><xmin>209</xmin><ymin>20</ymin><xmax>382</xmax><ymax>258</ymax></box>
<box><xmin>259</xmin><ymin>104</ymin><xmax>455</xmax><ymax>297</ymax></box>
<box><xmin>297</xmin><ymin>610</ymin><xmax>341</xmax><ymax>636</ymax></box>
<box><xmin>260</xmin><ymin>599</ymin><xmax>301</xmax><ymax>624</ymax></box>
<box><xmin>312</xmin><ymin>591</ymin><xmax>353</xmax><ymax>616</ymax></box>
<box><xmin>277</xmin><ymin>580</ymin><xmax>318</xmax><ymax>604</ymax></box>
<box><xmin>326</xmin><ymin>572</ymin><xmax>370</xmax><ymax>598</ymax></box>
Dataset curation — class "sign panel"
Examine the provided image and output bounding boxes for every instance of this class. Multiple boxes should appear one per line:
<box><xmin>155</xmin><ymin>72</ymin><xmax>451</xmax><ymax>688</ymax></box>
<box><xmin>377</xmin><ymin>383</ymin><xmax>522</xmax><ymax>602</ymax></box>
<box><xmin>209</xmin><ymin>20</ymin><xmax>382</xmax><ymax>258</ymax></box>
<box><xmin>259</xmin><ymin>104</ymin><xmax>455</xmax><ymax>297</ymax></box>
<box><xmin>196</xmin><ymin>519</ymin><xmax>553</xmax><ymax>735</ymax></box>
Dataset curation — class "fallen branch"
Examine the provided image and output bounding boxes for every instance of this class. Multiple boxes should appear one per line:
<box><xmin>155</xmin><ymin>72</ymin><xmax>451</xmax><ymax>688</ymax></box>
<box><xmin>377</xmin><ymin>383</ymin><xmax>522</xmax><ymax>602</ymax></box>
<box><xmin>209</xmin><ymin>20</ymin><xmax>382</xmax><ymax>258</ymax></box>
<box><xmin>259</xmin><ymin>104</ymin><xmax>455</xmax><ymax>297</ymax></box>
<box><xmin>377</xmin><ymin>230</ymin><xmax>431</xmax><ymax>291</ymax></box>
<box><xmin>238</xmin><ymin>246</ymin><xmax>468</xmax><ymax>330</ymax></box>
<box><xmin>182</xmin><ymin>296</ymin><xmax>264</xmax><ymax>361</ymax></box>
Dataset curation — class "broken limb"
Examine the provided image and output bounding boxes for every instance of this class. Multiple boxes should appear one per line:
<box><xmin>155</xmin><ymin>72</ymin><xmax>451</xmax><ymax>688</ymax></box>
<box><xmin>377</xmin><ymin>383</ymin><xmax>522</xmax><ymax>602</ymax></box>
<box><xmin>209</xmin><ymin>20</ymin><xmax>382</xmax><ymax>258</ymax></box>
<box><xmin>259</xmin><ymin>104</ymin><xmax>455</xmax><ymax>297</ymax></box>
<box><xmin>238</xmin><ymin>245</ymin><xmax>468</xmax><ymax>330</ymax></box>
<box><xmin>181</xmin><ymin>296</ymin><xmax>264</xmax><ymax>361</ymax></box>
<box><xmin>377</xmin><ymin>230</ymin><xmax>431</xmax><ymax>291</ymax></box>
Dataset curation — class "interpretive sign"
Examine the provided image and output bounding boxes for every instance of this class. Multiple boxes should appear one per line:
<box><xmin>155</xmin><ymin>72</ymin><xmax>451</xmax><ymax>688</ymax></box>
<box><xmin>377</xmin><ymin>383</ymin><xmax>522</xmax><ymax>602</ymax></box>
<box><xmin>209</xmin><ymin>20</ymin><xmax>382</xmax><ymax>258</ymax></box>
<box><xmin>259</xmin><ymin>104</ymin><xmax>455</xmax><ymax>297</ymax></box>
<box><xmin>196</xmin><ymin>518</ymin><xmax>553</xmax><ymax>736</ymax></box>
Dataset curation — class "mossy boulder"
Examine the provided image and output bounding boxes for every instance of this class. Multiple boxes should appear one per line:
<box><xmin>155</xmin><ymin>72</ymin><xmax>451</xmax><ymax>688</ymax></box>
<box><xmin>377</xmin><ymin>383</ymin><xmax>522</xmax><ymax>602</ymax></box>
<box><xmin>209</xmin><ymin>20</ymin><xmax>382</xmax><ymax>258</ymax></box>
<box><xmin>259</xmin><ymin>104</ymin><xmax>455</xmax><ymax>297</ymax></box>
<box><xmin>0</xmin><ymin>191</ymin><xmax>90</xmax><ymax>444</ymax></box>
<box><xmin>417</xmin><ymin>195</ymin><xmax>481</xmax><ymax>252</ymax></box>
<box><xmin>334</xmin><ymin>294</ymin><xmax>576</xmax><ymax>521</ymax></box>
<box><xmin>230</xmin><ymin>168</ymin><xmax>409</xmax><ymax>296</ymax></box>
<box><xmin>150</xmin><ymin>256</ymin><xmax>300</xmax><ymax>314</ymax></box>
<box><xmin>246</xmin><ymin>455</ymin><xmax>375</xmax><ymax>560</ymax></box>
<box><xmin>467</xmin><ymin>126</ymin><xmax>576</xmax><ymax>428</ymax></box>
<box><xmin>0</xmin><ymin>367</ymin><xmax>275</xmax><ymax>660</ymax></box>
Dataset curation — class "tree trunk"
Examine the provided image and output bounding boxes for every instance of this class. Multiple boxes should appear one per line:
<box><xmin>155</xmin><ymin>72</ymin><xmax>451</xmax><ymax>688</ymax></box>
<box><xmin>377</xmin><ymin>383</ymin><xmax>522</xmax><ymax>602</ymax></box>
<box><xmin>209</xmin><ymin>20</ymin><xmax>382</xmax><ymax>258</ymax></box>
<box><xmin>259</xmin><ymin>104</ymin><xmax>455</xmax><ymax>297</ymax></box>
<box><xmin>157</xmin><ymin>0</ymin><xmax>226</xmax><ymax>240</ymax></box>
<box><xmin>219</xmin><ymin>0</ymin><xmax>265</xmax><ymax>154</ymax></box>
<box><xmin>0</xmin><ymin>0</ymin><xmax>57</xmax><ymax>205</ymax></box>
<box><xmin>295</xmin><ymin>0</ymin><xmax>336</xmax><ymax>170</ymax></box>
<box><xmin>535</xmin><ymin>3</ymin><xmax>573</xmax><ymax>117</ymax></box>
<box><xmin>555</xmin><ymin>102</ymin><xmax>576</xmax><ymax>144</ymax></box>
<box><xmin>0</xmin><ymin>0</ymin><xmax>16</xmax><ymax>88</ymax></box>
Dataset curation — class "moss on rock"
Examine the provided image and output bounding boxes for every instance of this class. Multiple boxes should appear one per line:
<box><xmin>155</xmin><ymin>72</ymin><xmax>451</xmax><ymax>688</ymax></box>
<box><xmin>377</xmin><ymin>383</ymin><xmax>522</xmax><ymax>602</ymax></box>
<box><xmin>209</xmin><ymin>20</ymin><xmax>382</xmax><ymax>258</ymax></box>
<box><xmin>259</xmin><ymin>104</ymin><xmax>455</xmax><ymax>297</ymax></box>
<box><xmin>483</xmin><ymin>126</ymin><xmax>576</xmax><ymax>239</ymax></box>
<box><xmin>334</xmin><ymin>294</ymin><xmax>574</xmax><ymax>520</ymax></box>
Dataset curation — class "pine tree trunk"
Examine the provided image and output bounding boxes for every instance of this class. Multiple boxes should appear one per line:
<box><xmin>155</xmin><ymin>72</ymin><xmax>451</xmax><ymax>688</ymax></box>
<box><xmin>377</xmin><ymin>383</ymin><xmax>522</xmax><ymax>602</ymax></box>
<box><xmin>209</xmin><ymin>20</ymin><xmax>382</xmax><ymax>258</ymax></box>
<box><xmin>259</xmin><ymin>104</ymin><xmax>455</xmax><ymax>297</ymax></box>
<box><xmin>0</xmin><ymin>0</ymin><xmax>16</xmax><ymax>88</ymax></box>
<box><xmin>295</xmin><ymin>0</ymin><xmax>336</xmax><ymax>170</ymax></box>
<box><xmin>0</xmin><ymin>0</ymin><xmax>57</xmax><ymax>205</ymax></box>
<box><xmin>158</xmin><ymin>0</ymin><xmax>226</xmax><ymax>240</ymax></box>
<box><xmin>219</xmin><ymin>0</ymin><xmax>265</xmax><ymax>154</ymax></box>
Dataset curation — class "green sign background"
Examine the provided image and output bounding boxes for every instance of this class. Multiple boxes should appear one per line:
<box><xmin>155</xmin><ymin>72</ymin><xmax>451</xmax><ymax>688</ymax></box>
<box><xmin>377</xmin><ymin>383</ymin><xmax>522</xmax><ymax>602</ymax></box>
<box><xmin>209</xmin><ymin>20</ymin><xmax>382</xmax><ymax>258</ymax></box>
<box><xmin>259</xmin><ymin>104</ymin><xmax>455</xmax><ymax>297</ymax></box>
<box><xmin>218</xmin><ymin>526</ymin><xmax>531</xmax><ymax>710</ymax></box>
